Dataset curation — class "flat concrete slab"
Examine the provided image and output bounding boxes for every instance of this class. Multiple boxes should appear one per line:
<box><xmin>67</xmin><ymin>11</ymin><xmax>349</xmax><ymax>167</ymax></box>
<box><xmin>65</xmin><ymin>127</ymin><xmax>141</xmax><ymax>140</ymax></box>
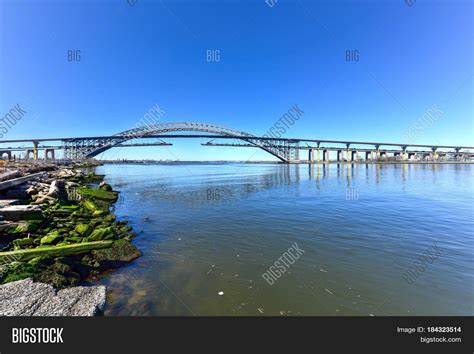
<box><xmin>0</xmin><ymin>172</ymin><xmax>46</xmax><ymax>191</ymax></box>
<box><xmin>0</xmin><ymin>170</ymin><xmax>20</xmax><ymax>182</ymax></box>
<box><xmin>0</xmin><ymin>204</ymin><xmax>42</xmax><ymax>221</ymax></box>
<box><xmin>0</xmin><ymin>199</ymin><xmax>20</xmax><ymax>207</ymax></box>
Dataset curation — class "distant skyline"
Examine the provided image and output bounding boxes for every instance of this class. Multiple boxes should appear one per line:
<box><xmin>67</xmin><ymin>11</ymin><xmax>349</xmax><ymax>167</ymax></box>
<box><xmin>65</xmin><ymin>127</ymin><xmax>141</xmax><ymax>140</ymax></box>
<box><xmin>1</xmin><ymin>0</ymin><xmax>472</xmax><ymax>161</ymax></box>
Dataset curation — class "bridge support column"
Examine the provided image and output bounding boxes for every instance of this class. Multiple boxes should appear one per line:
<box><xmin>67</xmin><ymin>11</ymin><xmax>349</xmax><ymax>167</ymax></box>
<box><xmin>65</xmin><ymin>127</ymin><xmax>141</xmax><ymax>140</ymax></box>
<box><xmin>402</xmin><ymin>146</ymin><xmax>407</xmax><ymax>161</ymax></box>
<box><xmin>308</xmin><ymin>148</ymin><xmax>314</xmax><ymax>163</ymax></box>
<box><xmin>351</xmin><ymin>150</ymin><xmax>358</xmax><ymax>162</ymax></box>
<box><xmin>323</xmin><ymin>149</ymin><xmax>328</xmax><ymax>162</ymax></box>
<box><xmin>454</xmin><ymin>148</ymin><xmax>461</xmax><ymax>161</ymax></box>
<box><xmin>45</xmin><ymin>149</ymin><xmax>55</xmax><ymax>160</ymax></box>
<box><xmin>365</xmin><ymin>151</ymin><xmax>371</xmax><ymax>161</ymax></box>
<box><xmin>337</xmin><ymin>150</ymin><xmax>343</xmax><ymax>162</ymax></box>
<box><xmin>375</xmin><ymin>145</ymin><xmax>380</xmax><ymax>161</ymax></box>
<box><xmin>33</xmin><ymin>141</ymin><xmax>39</xmax><ymax>160</ymax></box>
<box><xmin>346</xmin><ymin>144</ymin><xmax>351</xmax><ymax>163</ymax></box>
<box><xmin>432</xmin><ymin>147</ymin><xmax>438</xmax><ymax>160</ymax></box>
<box><xmin>317</xmin><ymin>142</ymin><xmax>321</xmax><ymax>163</ymax></box>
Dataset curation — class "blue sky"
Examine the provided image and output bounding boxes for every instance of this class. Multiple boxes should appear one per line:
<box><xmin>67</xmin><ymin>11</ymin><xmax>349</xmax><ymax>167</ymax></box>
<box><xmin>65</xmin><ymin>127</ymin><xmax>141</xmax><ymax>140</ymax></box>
<box><xmin>1</xmin><ymin>0</ymin><xmax>472</xmax><ymax>160</ymax></box>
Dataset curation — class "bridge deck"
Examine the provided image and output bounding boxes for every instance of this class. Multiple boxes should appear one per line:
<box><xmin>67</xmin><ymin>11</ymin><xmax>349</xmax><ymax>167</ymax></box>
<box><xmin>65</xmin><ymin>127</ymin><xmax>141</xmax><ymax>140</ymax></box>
<box><xmin>0</xmin><ymin>134</ymin><xmax>472</xmax><ymax>150</ymax></box>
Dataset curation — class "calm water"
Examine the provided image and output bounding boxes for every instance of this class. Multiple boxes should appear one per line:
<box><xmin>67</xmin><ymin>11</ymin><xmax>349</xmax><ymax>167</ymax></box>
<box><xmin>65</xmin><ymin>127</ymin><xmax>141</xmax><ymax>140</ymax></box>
<box><xmin>90</xmin><ymin>163</ymin><xmax>474</xmax><ymax>316</ymax></box>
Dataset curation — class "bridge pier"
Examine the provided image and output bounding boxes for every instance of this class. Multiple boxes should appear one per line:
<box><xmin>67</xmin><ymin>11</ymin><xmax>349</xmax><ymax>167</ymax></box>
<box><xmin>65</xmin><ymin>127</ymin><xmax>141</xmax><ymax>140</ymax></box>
<box><xmin>375</xmin><ymin>145</ymin><xmax>380</xmax><ymax>161</ymax></box>
<box><xmin>346</xmin><ymin>144</ymin><xmax>351</xmax><ymax>163</ymax></box>
<box><xmin>351</xmin><ymin>150</ymin><xmax>358</xmax><ymax>162</ymax></box>
<box><xmin>25</xmin><ymin>149</ymin><xmax>34</xmax><ymax>160</ymax></box>
<box><xmin>402</xmin><ymin>146</ymin><xmax>407</xmax><ymax>161</ymax></box>
<box><xmin>323</xmin><ymin>149</ymin><xmax>329</xmax><ymax>162</ymax></box>
<box><xmin>0</xmin><ymin>150</ymin><xmax>12</xmax><ymax>160</ymax></box>
<box><xmin>432</xmin><ymin>147</ymin><xmax>438</xmax><ymax>160</ymax></box>
<box><xmin>365</xmin><ymin>151</ymin><xmax>372</xmax><ymax>161</ymax></box>
<box><xmin>317</xmin><ymin>142</ymin><xmax>321</xmax><ymax>163</ymax></box>
<box><xmin>308</xmin><ymin>148</ymin><xmax>314</xmax><ymax>163</ymax></box>
<box><xmin>337</xmin><ymin>150</ymin><xmax>343</xmax><ymax>162</ymax></box>
<box><xmin>33</xmin><ymin>141</ymin><xmax>39</xmax><ymax>160</ymax></box>
<box><xmin>45</xmin><ymin>149</ymin><xmax>55</xmax><ymax>160</ymax></box>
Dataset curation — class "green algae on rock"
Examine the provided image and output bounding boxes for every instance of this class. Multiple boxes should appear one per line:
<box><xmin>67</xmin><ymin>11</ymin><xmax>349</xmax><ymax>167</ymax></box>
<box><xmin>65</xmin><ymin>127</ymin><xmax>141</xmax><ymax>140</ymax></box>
<box><xmin>0</xmin><ymin>169</ymin><xmax>141</xmax><ymax>289</ymax></box>
<box><xmin>0</xmin><ymin>241</ymin><xmax>114</xmax><ymax>263</ymax></box>
<box><xmin>76</xmin><ymin>187</ymin><xmax>119</xmax><ymax>201</ymax></box>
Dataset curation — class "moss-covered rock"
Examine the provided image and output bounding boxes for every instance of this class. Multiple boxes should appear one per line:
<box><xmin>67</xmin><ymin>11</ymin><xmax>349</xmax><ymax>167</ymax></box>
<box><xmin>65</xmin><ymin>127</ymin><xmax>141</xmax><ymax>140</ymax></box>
<box><xmin>86</xmin><ymin>227</ymin><xmax>116</xmax><ymax>241</ymax></box>
<box><xmin>82</xmin><ymin>199</ymin><xmax>99</xmax><ymax>212</ymax></box>
<box><xmin>74</xmin><ymin>224</ymin><xmax>91</xmax><ymax>236</ymax></box>
<box><xmin>64</xmin><ymin>236</ymin><xmax>84</xmax><ymax>243</ymax></box>
<box><xmin>104</xmin><ymin>214</ymin><xmax>116</xmax><ymax>222</ymax></box>
<box><xmin>40</xmin><ymin>231</ymin><xmax>63</xmax><ymax>245</ymax></box>
<box><xmin>77</xmin><ymin>187</ymin><xmax>118</xmax><ymax>201</ymax></box>
<box><xmin>0</xmin><ymin>262</ymin><xmax>41</xmax><ymax>284</ymax></box>
<box><xmin>116</xmin><ymin>225</ymin><xmax>133</xmax><ymax>236</ymax></box>
<box><xmin>99</xmin><ymin>182</ymin><xmax>113</xmax><ymax>192</ymax></box>
<box><xmin>92</xmin><ymin>239</ymin><xmax>141</xmax><ymax>263</ymax></box>
<box><xmin>93</xmin><ymin>210</ymin><xmax>106</xmax><ymax>217</ymax></box>
<box><xmin>0</xmin><ymin>258</ymin><xmax>81</xmax><ymax>289</ymax></box>
<box><xmin>12</xmin><ymin>237</ymin><xmax>36</xmax><ymax>249</ymax></box>
<box><xmin>1</xmin><ymin>222</ymin><xmax>38</xmax><ymax>234</ymax></box>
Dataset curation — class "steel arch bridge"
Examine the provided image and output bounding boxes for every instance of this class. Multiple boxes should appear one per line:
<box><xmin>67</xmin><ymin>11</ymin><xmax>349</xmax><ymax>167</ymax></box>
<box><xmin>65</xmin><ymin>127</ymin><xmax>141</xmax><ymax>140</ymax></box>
<box><xmin>63</xmin><ymin>122</ymin><xmax>300</xmax><ymax>162</ymax></box>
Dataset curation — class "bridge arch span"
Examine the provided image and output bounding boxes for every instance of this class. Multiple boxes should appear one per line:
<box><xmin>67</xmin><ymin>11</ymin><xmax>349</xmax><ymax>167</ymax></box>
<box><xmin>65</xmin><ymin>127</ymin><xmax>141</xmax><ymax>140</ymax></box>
<box><xmin>72</xmin><ymin>122</ymin><xmax>296</xmax><ymax>162</ymax></box>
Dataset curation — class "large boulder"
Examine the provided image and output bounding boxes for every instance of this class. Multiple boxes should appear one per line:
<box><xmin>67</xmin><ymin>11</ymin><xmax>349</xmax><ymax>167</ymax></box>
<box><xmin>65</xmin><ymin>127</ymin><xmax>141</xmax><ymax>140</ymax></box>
<box><xmin>99</xmin><ymin>182</ymin><xmax>113</xmax><ymax>192</ymax></box>
<box><xmin>0</xmin><ymin>278</ymin><xmax>106</xmax><ymax>316</ymax></box>
<box><xmin>92</xmin><ymin>239</ymin><xmax>141</xmax><ymax>263</ymax></box>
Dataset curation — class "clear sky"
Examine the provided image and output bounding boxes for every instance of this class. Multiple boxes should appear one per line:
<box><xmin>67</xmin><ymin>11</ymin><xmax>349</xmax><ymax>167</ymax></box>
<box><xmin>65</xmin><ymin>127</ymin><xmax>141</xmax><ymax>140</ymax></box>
<box><xmin>0</xmin><ymin>0</ymin><xmax>472</xmax><ymax>161</ymax></box>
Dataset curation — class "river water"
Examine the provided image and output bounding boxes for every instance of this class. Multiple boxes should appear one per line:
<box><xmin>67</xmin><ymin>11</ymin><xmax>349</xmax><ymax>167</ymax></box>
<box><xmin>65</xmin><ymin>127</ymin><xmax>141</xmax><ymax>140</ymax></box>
<box><xmin>90</xmin><ymin>163</ymin><xmax>474</xmax><ymax>316</ymax></box>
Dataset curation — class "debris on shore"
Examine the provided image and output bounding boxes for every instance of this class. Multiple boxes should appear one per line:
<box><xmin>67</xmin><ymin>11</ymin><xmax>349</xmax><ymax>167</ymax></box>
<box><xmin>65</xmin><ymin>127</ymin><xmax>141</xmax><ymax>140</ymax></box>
<box><xmin>0</xmin><ymin>161</ymin><xmax>141</xmax><ymax>314</ymax></box>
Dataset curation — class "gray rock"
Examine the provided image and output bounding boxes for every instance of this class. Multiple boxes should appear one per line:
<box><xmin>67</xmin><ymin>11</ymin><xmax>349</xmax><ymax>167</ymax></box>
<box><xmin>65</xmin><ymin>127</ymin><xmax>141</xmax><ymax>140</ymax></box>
<box><xmin>26</xmin><ymin>186</ymin><xmax>39</xmax><ymax>195</ymax></box>
<box><xmin>0</xmin><ymin>278</ymin><xmax>106</xmax><ymax>316</ymax></box>
<box><xmin>47</xmin><ymin>180</ymin><xmax>67</xmax><ymax>199</ymax></box>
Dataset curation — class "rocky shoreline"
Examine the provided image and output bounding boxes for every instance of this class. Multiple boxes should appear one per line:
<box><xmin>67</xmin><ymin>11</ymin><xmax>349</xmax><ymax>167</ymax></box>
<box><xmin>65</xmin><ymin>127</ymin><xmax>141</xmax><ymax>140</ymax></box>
<box><xmin>0</xmin><ymin>161</ymin><xmax>141</xmax><ymax>315</ymax></box>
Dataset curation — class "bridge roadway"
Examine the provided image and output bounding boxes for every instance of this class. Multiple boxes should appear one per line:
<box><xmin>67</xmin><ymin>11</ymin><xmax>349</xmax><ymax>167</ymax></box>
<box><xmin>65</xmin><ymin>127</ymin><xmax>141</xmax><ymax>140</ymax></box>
<box><xmin>0</xmin><ymin>134</ymin><xmax>473</xmax><ymax>150</ymax></box>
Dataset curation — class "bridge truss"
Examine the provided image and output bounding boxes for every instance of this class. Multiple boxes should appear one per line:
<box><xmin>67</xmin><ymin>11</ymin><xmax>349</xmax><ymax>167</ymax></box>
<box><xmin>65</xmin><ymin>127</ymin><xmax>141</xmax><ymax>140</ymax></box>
<box><xmin>63</xmin><ymin>122</ymin><xmax>300</xmax><ymax>162</ymax></box>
